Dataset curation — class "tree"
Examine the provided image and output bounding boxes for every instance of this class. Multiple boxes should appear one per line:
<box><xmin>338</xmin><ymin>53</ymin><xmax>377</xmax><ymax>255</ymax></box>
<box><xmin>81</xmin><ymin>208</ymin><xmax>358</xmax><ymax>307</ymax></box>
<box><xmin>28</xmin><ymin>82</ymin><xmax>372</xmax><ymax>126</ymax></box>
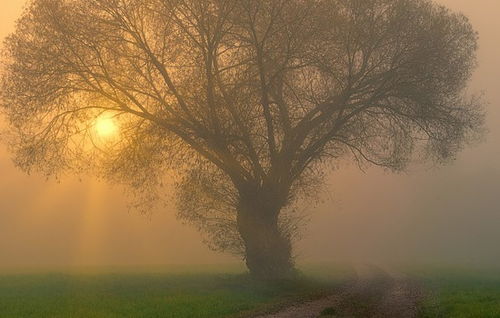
<box><xmin>1</xmin><ymin>0</ymin><xmax>483</xmax><ymax>279</ymax></box>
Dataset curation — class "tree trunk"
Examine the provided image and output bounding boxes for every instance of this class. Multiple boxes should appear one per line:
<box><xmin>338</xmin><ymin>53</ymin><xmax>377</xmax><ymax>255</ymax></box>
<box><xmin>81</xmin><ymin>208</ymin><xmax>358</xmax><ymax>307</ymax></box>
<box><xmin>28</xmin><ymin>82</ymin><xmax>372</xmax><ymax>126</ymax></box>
<box><xmin>237</xmin><ymin>188</ymin><xmax>294</xmax><ymax>280</ymax></box>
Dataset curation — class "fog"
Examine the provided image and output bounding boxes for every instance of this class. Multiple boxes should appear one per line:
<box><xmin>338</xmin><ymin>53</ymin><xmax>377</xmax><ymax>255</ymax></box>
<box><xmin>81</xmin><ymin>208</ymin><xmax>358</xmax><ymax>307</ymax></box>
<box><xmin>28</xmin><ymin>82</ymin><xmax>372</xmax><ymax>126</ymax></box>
<box><xmin>0</xmin><ymin>0</ymin><xmax>499</xmax><ymax>270</ymax></box>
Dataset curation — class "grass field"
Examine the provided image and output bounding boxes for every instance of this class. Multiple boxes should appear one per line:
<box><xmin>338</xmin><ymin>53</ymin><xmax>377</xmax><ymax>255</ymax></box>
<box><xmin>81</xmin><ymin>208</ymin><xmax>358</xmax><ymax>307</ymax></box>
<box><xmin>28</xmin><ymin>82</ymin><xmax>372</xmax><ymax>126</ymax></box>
<box><xmin>0</xmin><ymin>264</ymin><xmax>351</xmax><ymax>318</ymax></box>
<box><xmin>417</xmin><ymin>268</ymin><xmax>500</xmax><ymax>318</ymax></box>
<box><xmin>3</xmin><ymin>264</ymin><xmax>500</xmax><ymax>318</ymax></box>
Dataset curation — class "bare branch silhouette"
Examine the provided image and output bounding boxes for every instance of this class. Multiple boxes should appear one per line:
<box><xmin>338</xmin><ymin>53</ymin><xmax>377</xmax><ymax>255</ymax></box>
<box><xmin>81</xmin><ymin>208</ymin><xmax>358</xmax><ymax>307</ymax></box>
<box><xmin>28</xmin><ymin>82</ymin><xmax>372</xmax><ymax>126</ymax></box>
<box><xmin>1</xmin><ymin>0</ymin><xmax>483</xmax><ymax>279</ymax></box>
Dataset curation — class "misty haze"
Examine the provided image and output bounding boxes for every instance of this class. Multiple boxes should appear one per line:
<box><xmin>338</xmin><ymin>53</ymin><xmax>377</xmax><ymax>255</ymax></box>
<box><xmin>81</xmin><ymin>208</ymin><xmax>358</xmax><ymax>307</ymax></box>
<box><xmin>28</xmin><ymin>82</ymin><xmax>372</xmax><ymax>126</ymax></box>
<box><xmin>0</xmin><ymin>0</ymin><xmax>499</xmax><ymax>317</ymax></box>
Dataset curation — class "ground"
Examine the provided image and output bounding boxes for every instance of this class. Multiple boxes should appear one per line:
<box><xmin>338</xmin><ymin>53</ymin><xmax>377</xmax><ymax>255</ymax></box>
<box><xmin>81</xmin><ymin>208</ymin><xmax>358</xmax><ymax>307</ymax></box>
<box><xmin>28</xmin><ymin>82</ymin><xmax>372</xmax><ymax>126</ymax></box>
<box><xmin>255</xmin><ymin>264</ymin><xmax>423</xmax><ymax>318</ymax></box>
<box><xmin>0</xmin><ymin>264</ymin><xmax>350</xmax><ymax>318</ymax></box>
<box><xmin>417</xmin><ymin>268</ymin><xmax>500</xmax><ymax>318</ymax></box>
<box><xmin>1</xmin><ymin>265</ymin><xmax>500</xmax><ymax>318</ymax></box>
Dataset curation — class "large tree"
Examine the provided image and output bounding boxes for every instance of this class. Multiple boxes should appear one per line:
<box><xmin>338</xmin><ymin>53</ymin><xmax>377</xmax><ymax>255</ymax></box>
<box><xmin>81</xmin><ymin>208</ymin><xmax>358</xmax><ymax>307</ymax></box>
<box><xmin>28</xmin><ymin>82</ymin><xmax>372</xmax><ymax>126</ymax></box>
<box><xmin>1</xmin><ymin>0</ymin><xmax>482</xmax><ymax>279</ymax></box>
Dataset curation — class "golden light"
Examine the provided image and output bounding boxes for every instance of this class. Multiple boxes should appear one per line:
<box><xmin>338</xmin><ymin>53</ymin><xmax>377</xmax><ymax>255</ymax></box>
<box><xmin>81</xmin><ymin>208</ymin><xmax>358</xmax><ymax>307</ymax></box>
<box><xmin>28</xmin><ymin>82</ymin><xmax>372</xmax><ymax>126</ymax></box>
<box><xmin>94</xmin><ymin>115</ymin><xmax>119</xmax><ymax>139</ymax></box>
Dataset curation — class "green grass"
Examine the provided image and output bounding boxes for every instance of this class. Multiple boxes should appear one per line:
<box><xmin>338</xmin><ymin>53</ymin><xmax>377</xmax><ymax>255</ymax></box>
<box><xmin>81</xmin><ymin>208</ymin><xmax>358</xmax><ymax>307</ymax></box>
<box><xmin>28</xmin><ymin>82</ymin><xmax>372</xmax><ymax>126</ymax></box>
<box><xmin>416</xmin><ymin>268</ymin><xmax>500</xmax><ymax>318</ymax></box>
<box><xmin>0</xmin><ymin>264</ymin><xmax>351</xmax><ymax>318</ymax></box>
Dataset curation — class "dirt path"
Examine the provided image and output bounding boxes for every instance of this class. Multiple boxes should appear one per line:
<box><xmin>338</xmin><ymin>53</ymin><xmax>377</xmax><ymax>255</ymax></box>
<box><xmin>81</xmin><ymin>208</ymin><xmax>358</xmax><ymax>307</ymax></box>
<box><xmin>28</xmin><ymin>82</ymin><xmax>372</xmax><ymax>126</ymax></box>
<box><xmin>252</xmin><ymin>294</ymin><xmax>344</xmax><ymax>318</ymax></box>
<box><xmin>372</xmin><ymin>278</ymin><xmax>423</xmax><ymax>318</ymax></box>
<box><xmin>254</xmin><ymin>264</ymin><xmax>423</xmax><ymax>318</ymax></box>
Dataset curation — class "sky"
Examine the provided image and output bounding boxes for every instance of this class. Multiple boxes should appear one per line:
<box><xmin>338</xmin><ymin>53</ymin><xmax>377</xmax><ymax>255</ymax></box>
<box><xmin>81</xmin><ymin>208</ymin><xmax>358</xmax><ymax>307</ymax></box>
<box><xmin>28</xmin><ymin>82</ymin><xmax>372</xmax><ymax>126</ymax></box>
<box><xmin>0</xmin><ymin>0</ymin><xmax>499</xmax><ymax>270</ymax></box>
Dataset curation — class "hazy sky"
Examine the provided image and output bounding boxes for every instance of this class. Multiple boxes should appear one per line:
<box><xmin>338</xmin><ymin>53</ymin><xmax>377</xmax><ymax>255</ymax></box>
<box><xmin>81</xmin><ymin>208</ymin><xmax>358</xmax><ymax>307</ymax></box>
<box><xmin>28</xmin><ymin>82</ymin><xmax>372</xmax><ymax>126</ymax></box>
<box><xmin>0</xmin><ymin>0</ymin><xmax>499</xmax><ymax>269</ymax></box>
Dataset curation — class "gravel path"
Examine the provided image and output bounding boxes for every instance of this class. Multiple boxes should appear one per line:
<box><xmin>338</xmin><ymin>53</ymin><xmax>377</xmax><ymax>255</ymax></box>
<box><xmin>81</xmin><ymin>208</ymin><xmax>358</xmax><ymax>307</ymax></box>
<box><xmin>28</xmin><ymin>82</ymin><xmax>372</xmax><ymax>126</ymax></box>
<box><xmin>254</xmin><ymin>264</ymin><xmax>423</xmax><ymax>318</ymax></box>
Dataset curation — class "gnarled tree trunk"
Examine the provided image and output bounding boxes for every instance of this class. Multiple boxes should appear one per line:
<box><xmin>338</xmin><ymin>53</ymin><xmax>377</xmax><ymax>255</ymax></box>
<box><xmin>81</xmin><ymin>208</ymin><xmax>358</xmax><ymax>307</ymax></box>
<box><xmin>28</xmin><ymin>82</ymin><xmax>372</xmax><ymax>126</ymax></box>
<box><xmin>236</xmin><ymin>187</ymin><xmax>294</xmax><ymax>280</ymax></box>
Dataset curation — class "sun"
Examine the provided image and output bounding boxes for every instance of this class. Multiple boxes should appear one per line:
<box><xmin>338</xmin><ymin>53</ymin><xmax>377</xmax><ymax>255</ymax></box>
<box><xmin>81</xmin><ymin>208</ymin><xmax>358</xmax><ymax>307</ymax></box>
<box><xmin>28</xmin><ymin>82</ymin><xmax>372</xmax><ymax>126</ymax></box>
<box><xmin>94</xmin><ymin>115</ymin><xmax>119</xmax><ymax>138</ymax></box>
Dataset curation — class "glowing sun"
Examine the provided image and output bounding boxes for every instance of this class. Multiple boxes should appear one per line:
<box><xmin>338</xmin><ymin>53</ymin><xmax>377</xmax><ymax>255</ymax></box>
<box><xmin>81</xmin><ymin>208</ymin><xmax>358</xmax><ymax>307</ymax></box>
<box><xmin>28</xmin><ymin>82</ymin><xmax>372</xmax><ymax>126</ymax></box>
<box><xmin>94</xmin><ymin>115</ymin><xmax>119</xmax><ymax>138</ymax></box>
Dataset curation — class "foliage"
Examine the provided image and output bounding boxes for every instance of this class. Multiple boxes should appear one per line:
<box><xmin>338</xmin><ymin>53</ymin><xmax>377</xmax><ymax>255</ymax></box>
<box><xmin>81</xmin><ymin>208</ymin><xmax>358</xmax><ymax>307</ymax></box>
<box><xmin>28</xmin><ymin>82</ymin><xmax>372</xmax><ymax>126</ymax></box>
<box><xmin>1</xmin><ymin>0</ymin><xmax>483</xmax><ymax>267</ymax></box>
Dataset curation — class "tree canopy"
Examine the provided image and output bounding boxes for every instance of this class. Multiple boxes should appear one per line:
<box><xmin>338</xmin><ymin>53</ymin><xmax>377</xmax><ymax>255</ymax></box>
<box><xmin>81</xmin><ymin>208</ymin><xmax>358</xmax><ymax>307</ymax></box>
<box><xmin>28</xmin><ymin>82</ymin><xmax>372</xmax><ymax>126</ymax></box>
<box><xmin>1</xmin><ymin>0</ymin><xmax>483</xmax><ymax>278</ymax></box>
